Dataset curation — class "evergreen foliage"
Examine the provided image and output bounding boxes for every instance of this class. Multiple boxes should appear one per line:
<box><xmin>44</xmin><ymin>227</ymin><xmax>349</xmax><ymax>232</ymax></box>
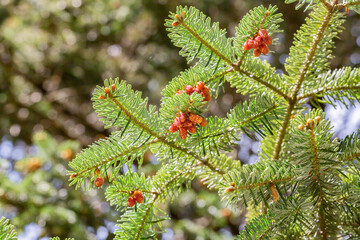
<box><xmin>0</xmin><ymin>217</ymin><xmax>17</xmax><ymax>240</ymax></box>
<box><xmin>18</xmin><ymin>0</ymin><xmax>359</xmax><ymax>239</ymax></box>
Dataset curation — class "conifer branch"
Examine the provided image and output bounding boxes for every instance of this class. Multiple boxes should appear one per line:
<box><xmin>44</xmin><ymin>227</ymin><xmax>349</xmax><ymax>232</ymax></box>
<box><xmin>72</xmin><ymin>139</ymin><xmax>160</xmax><ymax>178</ymax></box>
<box><xmin>309</xmin><ymin>128</ymin><xmax>328</xmax><ymax>239</ymax></box>
<box><xmin>233</xmin><ymin>176</ymin><xmax>294</xmax><ymax>191</ymax></box>
<box><xmin>177</xmin><ymin>19</ymin><xmax>233</xmax><ymax>66</ymax></box>
<box><xmin>115</xmin><ymin>189</ymin><xmax>158</xmax><ymax>195</ymax></box>
<box><xmin>205</xmin><ymin>68</ymin><xmax>232</xmax><ymax>85</ymax></box>
<box><xmin>134</xmin><ymin>169</ymin><xmax>190</xmax><ymax>240</ymax></box>
<box><xmin>110</xmin><ymin>97</ymin><xmax>159</xmax><ymax>138</ymax></box>
<box><xmin>109</xmin><ymin>95</ymin><xmax>225</xmax><ymax>175</ymax></box>
<box><xmin>297</xmin><ymin>85</ymin><xmax>360</xmax><ymax>100</ymax></box>
<box><xmin>341</xmin><ymin>152</ymin><xmax>360</xmax><ymax>162</ymax></box>
<box><xmin>177</xmin><ymin>12</ymin><xmax>289</xmax><ymax>101</ymax></box>
<box><xmin>320</xmin><ymin>0</ymin><xmax>332</xmax><ymax>9</ymax></box>
<box><xmin>338</xmin><ymin>1</ymin><xmax>360</xmax><ymax>8</ymax></box>
<box><xmin>273</xmin><ymin>5</ymin><xmax>337</xmax><ymax>160</ymax></box>
<box><xmin>236</xmin><ymin>68</ymin><xmax>291</xmax><ymax>101</ymax></box>
<box><xmin>201</xmin><ymin>103</ymin><xmax>277</xmax><ymax>140</ymax></box>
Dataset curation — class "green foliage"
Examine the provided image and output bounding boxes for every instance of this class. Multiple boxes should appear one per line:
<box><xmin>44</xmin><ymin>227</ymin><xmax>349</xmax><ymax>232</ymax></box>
<box><xmin>284</xmin><ymin>4</ymin><xmax>345</xmax><ymax>84</ymax></box>
<box><xmin>222</xmin><ymin>160</ymin><xmax>296</xmax><ymax>208</ymax></box>
<box><xmin>165</xmin><ymin>6</ymin><xmax>235</xmax><ymax>72</ymax></box>
<box><xmin>67</xmin><ymin>1</ymin><xmax>360</xmax><ymax>239</ymax></box>
<box><xmin>50</xmin><ymin>237</ymin><xmax>75</xmax><ymax>240</ymax></box>
<box><xmin>0</xmin><ymin>217</ymin><xmax>17</xmax><ymax>240</ymax></box>
<box><xmin>299</xmin><ymin>67</ymin><xmax>360</xmax><ymax>107</ymax></box>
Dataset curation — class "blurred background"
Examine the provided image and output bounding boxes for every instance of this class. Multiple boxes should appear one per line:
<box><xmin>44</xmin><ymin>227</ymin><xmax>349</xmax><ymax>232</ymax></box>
<box><xmin>0</xmin><ymin>0</ymin><xmax>359</xmax><ymax>239</ymax></box>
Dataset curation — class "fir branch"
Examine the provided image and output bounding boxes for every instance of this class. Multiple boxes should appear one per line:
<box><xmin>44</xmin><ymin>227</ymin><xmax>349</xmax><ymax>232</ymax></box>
<box><xmin>232</xmin><ymin>176</ymin><xmax>294</xmax><ymax>191</ymax></box>
<box><xmin>341</xmin><ymin>152</ymin><xmax>360</xmax><ymax>162</ymax></box>
<box><xmin>71</xmin><ymin>138</ymin><xmax>160</xmax><ymax>178</ymax></box>
<box><xmin>134</xmin><ymin>169</ymin><xmax>191</xmax><ymax>240</ymax></box>
<box><xmin>273</xmin><ymin>3</ymin><xmax>338</xmax><ymax>160</ymax></box>
<box><xmin>297</xmin><ymin>85</ymin><xmax>360</xmax><ymax>100</ymax></box>
<box><xmin>320</xmin><ymin>0</ymin><xmax>333</xmax><ymax>9</ymax></box>
<box><xmin>176</xmin><ymin>17</ymin><xmax>233</xmax><ymax>66</ymax></box>
<box><xmin>205</xmin><ymin>68</ymin><xmax>232</xmax><ymax>85</ymax></box>
<box><xmin>110</xmin><ymin>96</ymin><xmax>159</xmax><ymax>138</ymax></box>
<box><xmin>110</xmin><ymin>94</ymin><xmax>224</xmax><ymax>175</ymax></box>
<box><xmin>0</xmin><ymin>217</ymin><xmax>17</xmax><ymax>240</ymax></box>
<box><xmin>236</xmin><ymin>68</ymin><xmax>291</xmax><ymax>101</ymax></box>
<box><xmin>338</xmin><ymin>1</ymin><xmax>360</xmax><ymax>8</ymax></box>
<box><xmin>309</xmin><ymin>128</ymin><xmax>328</xmax><ymax>239</ymax></box>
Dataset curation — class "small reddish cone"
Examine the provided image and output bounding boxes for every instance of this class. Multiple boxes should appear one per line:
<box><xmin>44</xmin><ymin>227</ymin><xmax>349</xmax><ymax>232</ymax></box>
<box><xmin>248</xmin><ymin>40</ymin><xmax>258</xmax><ymax>49</ymax></box>
<box><xmin>94</xmin><ymin>168</ymin><xmax>100</xmax><ymax>175</ymax></box>
<box><xmin>134</xmin><ymin>190</ymin><xmax>144</xmax><ymax>204</ymax></box>
<box><xmin>225</xmin><ymin>187</ymin><xmax>234</xmax><ymax>193</ymax></box>
<box><xmin>259</xmin><ymin>44</ymin><xmax>269</xmax><ymax>55</ymax></box>
<box><xmin>253</xmin><ymin>48</ymin><xmax>261</xmax><ymax>57</ymax></box>
<box><xmin>127</xmin><ymin>196</ymin><xmax>136</xmax><ymax>207</ymax></box>
<box><xmin>200</xmin><ymin>118</ymin><xmax>207</xmax><ymax>127</ymax></box>
<box><xmin>179</xmin><ymin>127</ymin><xmax>188</xmax><ymax>140</ymax></box>
<box><xmin>172</xmin><ymin>21</ymin><xmax>179</xmax><ymax>27</ymax></box>
<box><xmin>169</xmin><ymin>124</ymin><xmax>178</xmax><ymax>133</ymax></box>
<box><xmin>196</xmin><ymin>81</ymin><xmax>205</xmax><ymax>91</ymax></box>
<box><xmin>315</xmin><ymin>116</ymin><xmax>321</xmax><ymax>123</ymax></box>
<box><xmin>70</xmin><ymin>174</ymin><xmax>76</xmax><ymax>179</ymax></box>
<box><xmin>104</xmin><ymin>87</ymin><xmax>111</xmax><ymax>95</ymax></box>
<box><xmin>263</xmin><ymin>36</ymin><xmax>273</xmax><ymax>46</ymax></box>
<box><xmin>173</xmin><ymin>117</ymin><xmax>181</xmax><ymax>127</ymax></box>
<box><xmin>111</xmin><ymin>84</ymin><xmax>116</xmax><ymax>92</ymax></box>
<box><xmin>298</xmin><ymin>124</ymin><xmax>304</xmax><ymax>130</ymax></box>
<box><xmin>202</xmin><ymin>86</ymin><xmax>210</xmax><ymax>94</ymax></box>
<box><xmin>188</xmin><ymin>125</ymin><xmax>197</xmax><ymax>134</ymax></box>
<box><xmin>203</xmin><ymin>93</ymin><xmax>211</xmax><ymax>102</ymax></box>
<box><xmin>94</xmin><ymin>176</ymin><xmax>104</xmax><ymax>187</ymax></box>
<box><xmin>189</xmin><ymin>113</ymin><xmax>203</xmax><ymax>124</ymax></box>
<box><xmin>185</xmin><ymin>85</ymin><xmax>194</xmax><ymax>95</ymax></box>
<box><xmin>194</xmin><ymin>88</ymin><xmax>201</xmax><ymax>93</ymax></box>
<box><xmin>258</xmin><ymin>29</ymin><xmax>269</xmax><ymax>38</ymax></box>
<box><xmin>183</xmin><ymin>120</ymin><xmax>193</xmax><ymax>128</ymax></box>
<box><xmin>99</xmin><ymin>95</ymin><xmax>106</xmax><ymax>100</ymax></box>
<box><xmin>176</xmin><ymin>90</ymin><xmax>184</xmax><ymax>94</ymax></box>
<box><xmin>254</xmin><ymin>36</ymin><xmax>263</xmax><ymax>45</ymax></box>
<box><xmin>243</xmin><ymin>41</ymin><xmax>251</xmax><ymax>51</ymax></box>
<box><xmin>179</xmin><ymin>112</ymin><xmax>187</xmax><ymax>123</ymax></box>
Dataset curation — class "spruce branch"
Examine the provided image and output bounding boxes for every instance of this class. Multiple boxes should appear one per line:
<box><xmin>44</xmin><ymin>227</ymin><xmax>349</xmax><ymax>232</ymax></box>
<box><xmin>273</xmin><ymin>3</ymin><xmax>338</xmax><ymax>160</ymax></box>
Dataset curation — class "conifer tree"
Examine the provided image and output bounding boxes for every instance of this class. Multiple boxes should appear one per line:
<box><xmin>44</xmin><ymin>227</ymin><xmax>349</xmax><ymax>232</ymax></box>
<box><xmin>3</xmin><ymin>0</ymin><xmax>360</xmax><ymax>239</ymax></box>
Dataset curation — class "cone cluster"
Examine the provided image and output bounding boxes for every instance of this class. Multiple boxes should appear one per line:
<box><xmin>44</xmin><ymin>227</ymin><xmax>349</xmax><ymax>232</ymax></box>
<box><xmin>127</xmin><ymin>190</ymin><xmax>144</xmax><ymax>207</ymax></box>
<box><xmin>176</xmin><ymin>81</ymin><xmax>211</xmax><ymax>102</ymax></box>
<box><xmin>169</xmin><ymin>112</ymin><xmax>207</xmax><ymax>140</ymax></box>
<box><xmin>242</xmin><ymin>29</ymin><xmax>273</xmax><ymax>57</ymax></box>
